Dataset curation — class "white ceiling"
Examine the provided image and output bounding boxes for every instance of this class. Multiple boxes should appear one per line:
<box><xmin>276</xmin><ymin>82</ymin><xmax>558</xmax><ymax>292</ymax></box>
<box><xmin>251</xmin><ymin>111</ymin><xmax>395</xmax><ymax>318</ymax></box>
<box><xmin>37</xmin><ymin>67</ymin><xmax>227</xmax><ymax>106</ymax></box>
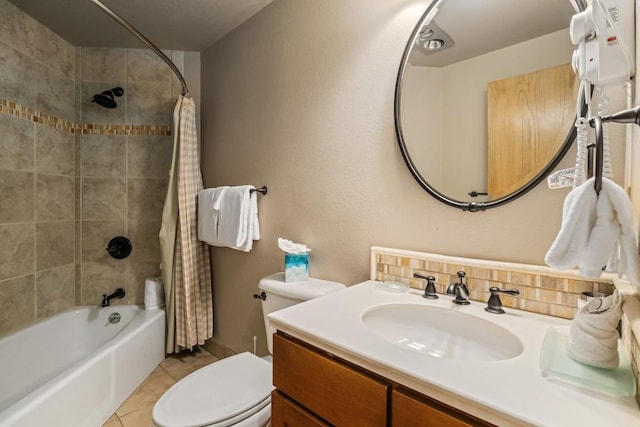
<box><xmin>9</xmin><ymin>0</ymin><xmax>274</xmax><ymax>51</ymax></box>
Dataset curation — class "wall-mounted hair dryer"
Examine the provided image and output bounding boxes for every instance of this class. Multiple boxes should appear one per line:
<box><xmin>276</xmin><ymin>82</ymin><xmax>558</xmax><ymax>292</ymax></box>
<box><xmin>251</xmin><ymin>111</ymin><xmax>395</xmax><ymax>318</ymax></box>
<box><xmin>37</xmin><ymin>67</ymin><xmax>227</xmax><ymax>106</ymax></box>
<box><xmin>569</xmin><ymin>0</ymin><xmax>634</xmax><ymax>86</ymax></box>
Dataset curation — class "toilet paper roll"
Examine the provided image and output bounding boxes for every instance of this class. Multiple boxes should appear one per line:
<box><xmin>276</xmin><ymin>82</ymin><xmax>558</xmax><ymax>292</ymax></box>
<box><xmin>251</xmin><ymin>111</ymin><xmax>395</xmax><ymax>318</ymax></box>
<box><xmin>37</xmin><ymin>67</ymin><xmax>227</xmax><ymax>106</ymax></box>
<box><xmin>144</xmin><ymin>277</ymin><xmax>165</xmax><ymax>310</ymax></box>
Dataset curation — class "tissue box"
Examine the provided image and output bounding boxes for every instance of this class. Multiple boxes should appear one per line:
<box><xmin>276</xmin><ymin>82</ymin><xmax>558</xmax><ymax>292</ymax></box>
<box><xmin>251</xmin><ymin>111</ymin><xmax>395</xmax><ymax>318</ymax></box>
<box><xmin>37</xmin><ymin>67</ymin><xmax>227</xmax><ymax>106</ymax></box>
<box><xmin>284</xmin><ymin>253</ymin><xmax>309</xmax><ymax>282</ymax></box>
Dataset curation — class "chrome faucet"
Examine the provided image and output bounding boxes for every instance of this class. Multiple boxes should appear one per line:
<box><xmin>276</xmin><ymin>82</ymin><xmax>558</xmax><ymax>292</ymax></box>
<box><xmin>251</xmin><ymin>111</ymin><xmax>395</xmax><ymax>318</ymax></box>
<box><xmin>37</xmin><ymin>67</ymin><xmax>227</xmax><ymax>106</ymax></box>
<box><xmin>101</xmin><ymin>288</ymin><xmax>125</xmax><ymax>307</ymax></box>
<box><xmin>448</xmin><ymin>271</ymin><xmax>470</xmax><ymax>305</ymax></box>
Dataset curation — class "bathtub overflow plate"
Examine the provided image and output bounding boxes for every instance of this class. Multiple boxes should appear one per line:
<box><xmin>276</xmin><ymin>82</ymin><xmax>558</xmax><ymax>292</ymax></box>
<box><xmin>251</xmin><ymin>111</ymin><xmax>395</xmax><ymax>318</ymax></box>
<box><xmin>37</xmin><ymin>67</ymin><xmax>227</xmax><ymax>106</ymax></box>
<box><xmin>108</xmin><ymin>313</ymin><xmax>121</xmax><ymax>324</ymax></box>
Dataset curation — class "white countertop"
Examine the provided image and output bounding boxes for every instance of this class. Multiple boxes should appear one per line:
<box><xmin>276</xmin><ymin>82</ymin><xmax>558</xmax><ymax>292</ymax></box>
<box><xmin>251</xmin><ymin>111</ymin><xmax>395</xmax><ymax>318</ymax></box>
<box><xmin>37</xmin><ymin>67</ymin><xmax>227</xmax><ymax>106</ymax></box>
<box><xmin>268</xmin><ymin>281</ymin><xmax>640</xmax><ymax>427</ymax></box>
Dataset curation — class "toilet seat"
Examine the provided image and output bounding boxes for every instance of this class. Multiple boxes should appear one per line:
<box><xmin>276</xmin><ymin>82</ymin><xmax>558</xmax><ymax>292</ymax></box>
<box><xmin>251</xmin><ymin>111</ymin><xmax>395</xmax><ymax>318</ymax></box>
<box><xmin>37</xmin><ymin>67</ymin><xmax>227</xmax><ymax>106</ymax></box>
<box><xmin>152</xmin><ymin>352</ymin><xmax>274</xmax><ymax>427</ymax></box>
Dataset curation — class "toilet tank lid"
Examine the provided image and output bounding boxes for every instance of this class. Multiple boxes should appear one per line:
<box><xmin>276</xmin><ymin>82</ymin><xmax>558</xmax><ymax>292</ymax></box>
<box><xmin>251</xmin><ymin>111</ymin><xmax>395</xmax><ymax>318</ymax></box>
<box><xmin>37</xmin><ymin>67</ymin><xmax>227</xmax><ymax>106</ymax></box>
<box><xmin>258</xmin><ymin>272</ymin><xmax>345</xmax><ymax>300</ymax></box>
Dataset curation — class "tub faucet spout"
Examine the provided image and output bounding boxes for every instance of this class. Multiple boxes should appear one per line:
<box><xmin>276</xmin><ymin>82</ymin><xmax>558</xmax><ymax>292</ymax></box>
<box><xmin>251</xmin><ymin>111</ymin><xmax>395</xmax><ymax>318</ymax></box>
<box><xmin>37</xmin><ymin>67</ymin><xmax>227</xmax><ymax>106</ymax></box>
<box><xmin>101</xmin><ymin>288</ymin><xmax>125</xmax><ymax>307</ymax></box>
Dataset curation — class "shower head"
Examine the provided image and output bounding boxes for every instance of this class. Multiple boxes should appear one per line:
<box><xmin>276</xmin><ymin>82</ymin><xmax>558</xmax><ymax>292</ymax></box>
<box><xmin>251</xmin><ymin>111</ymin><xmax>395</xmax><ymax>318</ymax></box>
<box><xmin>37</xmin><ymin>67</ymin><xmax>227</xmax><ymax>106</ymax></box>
<box><xmin>92</xmin><ymin>87</ymin><xmax>124</xmax><ymax>109</ymax></box>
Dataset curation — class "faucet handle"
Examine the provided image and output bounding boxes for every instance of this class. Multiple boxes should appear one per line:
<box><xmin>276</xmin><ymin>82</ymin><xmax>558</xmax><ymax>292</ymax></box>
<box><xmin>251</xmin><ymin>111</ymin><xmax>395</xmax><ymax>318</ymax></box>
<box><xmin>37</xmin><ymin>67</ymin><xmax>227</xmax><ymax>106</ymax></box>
<box><xmin>485</xmin><ymin>287</ymin><xmax>520</xmax><ymax>314</ymax></box>
<box><xmin>414</xmin><ymin>273</ymin><xmax>438</xmax><ymax>300</ymax></box>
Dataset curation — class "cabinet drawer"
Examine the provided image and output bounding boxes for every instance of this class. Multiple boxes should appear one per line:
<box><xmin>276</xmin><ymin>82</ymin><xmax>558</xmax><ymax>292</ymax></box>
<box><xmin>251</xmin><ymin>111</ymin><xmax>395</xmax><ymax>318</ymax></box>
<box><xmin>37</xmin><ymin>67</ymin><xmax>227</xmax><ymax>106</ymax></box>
<box><xmin>392</xmin><ymin>389</ymin><xmax>494</xmax><ymax>427</ymax></box>
<box><xmin>271</xmin><ymin>390</ymin><xmax>330</xmax><ymax>427</ymax></box>
<box><xmin>273</xmin><ymin>333</ymin><xmax>388</xmax><ymax>427</ymax></box>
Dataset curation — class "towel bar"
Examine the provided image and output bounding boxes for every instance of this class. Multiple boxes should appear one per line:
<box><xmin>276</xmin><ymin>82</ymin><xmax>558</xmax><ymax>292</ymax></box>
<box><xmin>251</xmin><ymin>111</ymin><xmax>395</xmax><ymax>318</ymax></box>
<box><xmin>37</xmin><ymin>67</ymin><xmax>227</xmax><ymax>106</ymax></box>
<box><xmin>250</xmin><ymin>186</ymin><xmax>268</xmax><ymax>195</ymax></box>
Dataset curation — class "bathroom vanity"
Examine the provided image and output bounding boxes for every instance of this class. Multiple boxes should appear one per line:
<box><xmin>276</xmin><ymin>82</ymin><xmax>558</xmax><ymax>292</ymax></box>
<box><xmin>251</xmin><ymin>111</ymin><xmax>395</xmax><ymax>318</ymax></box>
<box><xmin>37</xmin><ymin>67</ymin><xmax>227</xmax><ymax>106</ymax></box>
<box><xmin>268</xmin><ymin>281</ymin><xmax>640</xmax><ymax>426</ymax></box>
<box><xmin>272</xmin><ymin>332</ymin><xmax>490</xmax><ymax>426</ymax></box>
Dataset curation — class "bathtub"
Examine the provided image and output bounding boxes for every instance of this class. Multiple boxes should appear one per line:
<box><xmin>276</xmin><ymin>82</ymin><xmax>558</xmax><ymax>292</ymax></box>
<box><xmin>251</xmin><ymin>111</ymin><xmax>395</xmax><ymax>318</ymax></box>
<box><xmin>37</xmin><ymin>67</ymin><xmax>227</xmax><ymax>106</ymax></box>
<box><xmin>0</xmin><ymin>305</ymin><xmax>165</xmax><ymax>427</ymax></box>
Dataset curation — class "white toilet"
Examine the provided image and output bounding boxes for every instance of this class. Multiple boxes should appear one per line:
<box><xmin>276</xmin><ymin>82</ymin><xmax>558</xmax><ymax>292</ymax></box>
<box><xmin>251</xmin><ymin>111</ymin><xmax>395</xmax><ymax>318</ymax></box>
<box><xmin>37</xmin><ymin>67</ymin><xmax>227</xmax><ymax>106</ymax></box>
<box><xmin>152</xmin><ymin>272</ymin><xmax>345</xmax><ymax>427</ymax></box>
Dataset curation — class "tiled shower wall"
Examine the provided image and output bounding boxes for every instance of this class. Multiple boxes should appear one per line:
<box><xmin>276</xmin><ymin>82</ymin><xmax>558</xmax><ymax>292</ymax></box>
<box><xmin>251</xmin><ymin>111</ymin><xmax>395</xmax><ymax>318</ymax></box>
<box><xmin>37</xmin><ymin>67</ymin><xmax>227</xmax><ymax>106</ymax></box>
<box><xmin>0</xmin><ymin>0</ymin><xmax>182</xmax><ymax>336</ymax></box>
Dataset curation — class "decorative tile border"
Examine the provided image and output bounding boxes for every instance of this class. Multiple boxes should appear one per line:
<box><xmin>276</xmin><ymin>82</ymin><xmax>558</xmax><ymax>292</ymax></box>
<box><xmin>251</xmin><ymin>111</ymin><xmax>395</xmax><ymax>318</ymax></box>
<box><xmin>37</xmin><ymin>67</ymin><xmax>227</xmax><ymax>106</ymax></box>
<box><xmin>371</xmin><ymin>247</ymin><xmax>638</xmax><ymax>403</ymax></box>
<box><xmin>0</xmin><ymin>97</ymin><xmax>172</xmax><ymax>136</ymax></box>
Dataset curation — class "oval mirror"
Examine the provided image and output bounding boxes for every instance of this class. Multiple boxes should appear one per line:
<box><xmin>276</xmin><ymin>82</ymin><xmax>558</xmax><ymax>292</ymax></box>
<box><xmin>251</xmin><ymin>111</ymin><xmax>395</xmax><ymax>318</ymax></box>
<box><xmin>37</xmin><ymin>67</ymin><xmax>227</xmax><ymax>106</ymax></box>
<box><xmin>395</xmin><ymin>0</ymin><xmax>582</xmax><ymax>211</ymax></box>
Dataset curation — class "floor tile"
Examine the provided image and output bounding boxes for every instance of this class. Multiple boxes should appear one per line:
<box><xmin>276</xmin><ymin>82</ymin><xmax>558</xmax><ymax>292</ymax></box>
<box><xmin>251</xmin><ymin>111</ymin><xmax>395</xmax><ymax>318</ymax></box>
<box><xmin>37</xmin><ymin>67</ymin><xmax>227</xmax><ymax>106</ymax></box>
<box><xmin>119</xmin><ymin>405</ymin><xmax>154</xmax><ymax>427</ymax></box>
<box><xmin>115</xmin><ymin>366</ymin><xmax>175</xmax><ymax>418</ymax></box>
<box><xmin>160</xmin><ymin>346</ymin><xmax>218</xmax><ymax>381</ymax></box>
<box><xmin>103</xmin><ymin>417</ymin><xmax>124</xmax><ymax>427</ymax></box>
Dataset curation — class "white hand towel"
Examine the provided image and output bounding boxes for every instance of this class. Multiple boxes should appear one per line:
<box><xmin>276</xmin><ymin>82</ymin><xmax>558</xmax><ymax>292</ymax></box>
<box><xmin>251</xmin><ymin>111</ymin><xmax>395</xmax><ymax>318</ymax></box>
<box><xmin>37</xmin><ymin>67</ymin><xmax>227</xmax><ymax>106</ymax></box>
<box><xmin>602</xmin><ymin>178</ymin><xmax>640</xmax><ymax>286</ymax></box>
<box><xmin>566</xmin><ymin>291</ymin><xmax>622</xmax><ymax>369</ymax></box>
<box><xmin>203</xmin><ymin>185</ymin><xmax>260</xmax><ymax>252</ymax></box>
<box><xmin>544</xmin><ymin>178</ymin><xmax>598</xmax><ymax>270</ymax></box>
<box><xmin>197</xmin><ymin>187</ymin><xmax>229</xmax><ymax>245</ymax></box>
<box><xmin>545</xmin><ymin>177</ymin><xmax>640</xmax><ymax>287</ymax></box>
<box><xmin>580</xmin><ymin>186</ymin><xmax>618</xmax><ymax>277</ymax></box>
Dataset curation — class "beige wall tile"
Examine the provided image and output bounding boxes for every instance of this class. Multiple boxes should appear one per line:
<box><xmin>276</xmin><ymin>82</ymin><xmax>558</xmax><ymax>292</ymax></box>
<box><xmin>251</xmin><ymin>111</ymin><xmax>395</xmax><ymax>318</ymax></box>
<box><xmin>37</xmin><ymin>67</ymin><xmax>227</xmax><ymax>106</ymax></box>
<box><xmin>0</xmin><ymin>1</ymin><xmax>38</xmax><ymax>57</ymax></box>
<box><xmin>0</xmin><ymin>42</ymin><xmax>36</xmax><ymax>107</ymax></box>
<box><xmin>36</xmin><ymin>221</ymin><xmax>74</xmax><ymax>271</ymax></box>
<box><xmin>0</xmin><ymin>275</ymin><xmax>35</xmax><ymax>336</ymax></box>
<box><xmin>80</xmin><ymin>134</ymin><xmax>126</xmax><ymax>178</ymax></box>
<box><xmin>127</xmin><ymin>178</ymin><xmax>167</xmax><ymax>221</ymax></box>
<box><xmin>0</xmin><ymin>223</ymin><xmax>34</xmax><ymax>281</ymax></box>
<box><xmin>128</xmin><ymin>219</ymin><xmax>161</xmax><ymax>263</ymax></box>
<box><xmin>127</xmin><ymin>135</ymin><xmax>172</xmax><ymax>178</ymax></box>
<box><xmin>0</xmin><ymin>113</ymin><xmax>34</xmax><ymax>171</ymax></box>
<box><xmin>82</xmin><ymin>221</ymin><xmax>126</xmax><ymax>262</ymax></box>
<box><xmin>0</xmin><ymin>170</ymin><xmax>34</xmax><ymax>223</ymax></box>
<box><xmin>126</xmin><ymin>82</ymin><xmax>172</xmax><ymax>126</ymax></box>
<box><xmin>82</xmin><ymin>177</ymin><xmax>126</xmax><ymax>220</ymax></box>
<box><xmin>36</xmin><ymin>63</ymin><xmax>75</xmax><ymax>122</ymax></box>
<box><xmin>34</xmin><ymin>24</ymin><xmax>74</xmax><ymax>77</ymax></box>
<box><xmin>81</xmin><ymin>261</ymin><xmax>127</xmax><ymax>305</ymax></box>
<box><xmin>36</xmin><ymin>174</ymin><xmax>74</xmax><ymax>221</ymax></box>
<box><xmin>36</xmin><ymin>125</ymin><xmax>74</xmax><ymax>176</ymax></box>
<box><xmin>35</xmin><ymin>263</ymin><xmax>75</xmax><ymax>318</ymax></box>
<box><xmin>81</xmin><ymin>47</ymin><xmax>126</xmax><ymax>83</ymax></box>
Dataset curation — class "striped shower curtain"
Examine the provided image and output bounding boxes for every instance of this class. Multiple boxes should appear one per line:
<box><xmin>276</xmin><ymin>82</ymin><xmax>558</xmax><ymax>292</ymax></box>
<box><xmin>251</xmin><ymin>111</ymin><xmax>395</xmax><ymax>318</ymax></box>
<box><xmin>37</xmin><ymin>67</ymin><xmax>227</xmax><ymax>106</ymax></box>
<box><xmin>159</xmin><ymin>95</ymin><xmax>213</xmax><ymax>353</ymax></box>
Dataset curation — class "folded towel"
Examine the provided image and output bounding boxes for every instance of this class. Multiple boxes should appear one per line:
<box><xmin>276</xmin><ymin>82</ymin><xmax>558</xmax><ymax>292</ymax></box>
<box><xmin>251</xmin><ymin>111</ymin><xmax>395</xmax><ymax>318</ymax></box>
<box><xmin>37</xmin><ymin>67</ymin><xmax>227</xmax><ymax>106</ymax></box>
<box><xmin>197</xmin><ymin>186</ymin><xmax>229</xmax><ymax>244</ymax></box>
<box><xmin>545</xmin><ymin>177</ymin><xmax>640</xmax><ymax>286</ymax></box>
<box><xmin>566</xmin><ymin>291</ymin><xmax>622</xmax><ymax>369</ymax></box>
<box><xmin>197</xmin><ymin>185</ymin><xmax>260</xmax><ymax>252</ymax></box>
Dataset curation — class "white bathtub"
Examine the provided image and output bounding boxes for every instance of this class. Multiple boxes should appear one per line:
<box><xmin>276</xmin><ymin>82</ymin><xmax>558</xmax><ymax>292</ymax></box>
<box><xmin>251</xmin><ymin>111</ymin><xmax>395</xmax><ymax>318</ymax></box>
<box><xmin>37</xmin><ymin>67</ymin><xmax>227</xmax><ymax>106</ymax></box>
<box><xmin>0</xmin><ymin>305</ymin><xmax>165</xmax><ymax>427</ymax></box>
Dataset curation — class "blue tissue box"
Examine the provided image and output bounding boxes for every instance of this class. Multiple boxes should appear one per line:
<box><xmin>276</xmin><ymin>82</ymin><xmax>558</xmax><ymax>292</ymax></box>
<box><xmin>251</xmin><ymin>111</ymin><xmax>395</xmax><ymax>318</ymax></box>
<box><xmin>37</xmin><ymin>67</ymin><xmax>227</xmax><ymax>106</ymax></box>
<box><xmin>284</xmin><ymin>253</ymin><xmax>309</xmax><ymax>282</ymax></box>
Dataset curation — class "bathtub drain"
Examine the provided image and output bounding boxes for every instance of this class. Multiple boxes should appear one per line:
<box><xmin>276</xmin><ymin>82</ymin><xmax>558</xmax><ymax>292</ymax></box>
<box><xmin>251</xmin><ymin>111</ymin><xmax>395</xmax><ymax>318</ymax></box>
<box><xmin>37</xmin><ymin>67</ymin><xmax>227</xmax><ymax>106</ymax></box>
<box><xmin>108</xmin><ymin>313</ymin><xmax>121</xmax><ymax>324</ymax></box>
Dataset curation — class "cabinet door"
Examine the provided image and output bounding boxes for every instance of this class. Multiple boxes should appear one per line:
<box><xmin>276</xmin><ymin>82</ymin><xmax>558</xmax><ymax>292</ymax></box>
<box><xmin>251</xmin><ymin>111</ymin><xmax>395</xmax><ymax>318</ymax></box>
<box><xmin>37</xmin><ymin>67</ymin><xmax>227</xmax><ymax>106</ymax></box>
<box><xmin>271</xmin><ymin>390</ymin><xmax>330</xmax><ymax>427</ymax></box>
<box><xmin>392</xmin><ymin>389</ymin><xmax>494</xmax><ymax>427</ymax></box>
<box><xmin>273</xmin><ymin>333</ymin><xmax>388</xmax><ymax>427</ymax></box>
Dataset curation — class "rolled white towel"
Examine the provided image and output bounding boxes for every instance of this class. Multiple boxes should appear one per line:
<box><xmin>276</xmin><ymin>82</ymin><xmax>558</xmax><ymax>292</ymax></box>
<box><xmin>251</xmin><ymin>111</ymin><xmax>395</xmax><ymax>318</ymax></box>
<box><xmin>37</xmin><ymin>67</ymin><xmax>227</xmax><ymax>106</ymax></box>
<box><xmin>566</xmin><ymin>291</ymin><xmax>622</xmax><ymax>369</ymax></box>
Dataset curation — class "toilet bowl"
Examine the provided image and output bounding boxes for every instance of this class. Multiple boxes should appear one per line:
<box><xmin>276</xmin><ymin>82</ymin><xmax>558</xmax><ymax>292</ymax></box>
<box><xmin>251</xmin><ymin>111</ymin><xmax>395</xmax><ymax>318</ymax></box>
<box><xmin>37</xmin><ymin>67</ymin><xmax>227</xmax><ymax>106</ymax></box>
<box><xmin>152</xmin><ymin>273</ymin><xmax>345</xmax><ymax>427</ymax></box>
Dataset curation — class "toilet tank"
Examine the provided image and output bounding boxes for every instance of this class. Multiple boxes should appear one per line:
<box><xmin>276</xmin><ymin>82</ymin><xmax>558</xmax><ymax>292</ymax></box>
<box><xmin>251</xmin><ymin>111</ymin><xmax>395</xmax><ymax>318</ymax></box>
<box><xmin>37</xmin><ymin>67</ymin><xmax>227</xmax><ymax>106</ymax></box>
<box><xmin>258</xmin><ymin>272</ymin><xmax>345</xmax><ymax>354</ymax></box>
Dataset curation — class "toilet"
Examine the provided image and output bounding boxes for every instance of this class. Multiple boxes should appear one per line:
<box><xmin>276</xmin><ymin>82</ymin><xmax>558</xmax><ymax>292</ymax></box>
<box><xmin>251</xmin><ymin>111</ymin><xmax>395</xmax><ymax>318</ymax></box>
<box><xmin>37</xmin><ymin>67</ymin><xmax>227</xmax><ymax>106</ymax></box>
<box><xmin>152</xmin><ymin>272</ymin><xmax>345</xmax><ymax>427</ymax></box>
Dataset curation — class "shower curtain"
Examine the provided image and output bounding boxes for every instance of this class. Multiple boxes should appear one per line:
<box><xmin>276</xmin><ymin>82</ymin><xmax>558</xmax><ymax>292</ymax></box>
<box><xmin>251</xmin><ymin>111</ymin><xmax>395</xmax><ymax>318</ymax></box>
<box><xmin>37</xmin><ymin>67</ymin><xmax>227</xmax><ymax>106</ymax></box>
<box><xmin>159</xmin><ymin>95</ymin><xmax>213</xmax><ymax>353</ymax></box>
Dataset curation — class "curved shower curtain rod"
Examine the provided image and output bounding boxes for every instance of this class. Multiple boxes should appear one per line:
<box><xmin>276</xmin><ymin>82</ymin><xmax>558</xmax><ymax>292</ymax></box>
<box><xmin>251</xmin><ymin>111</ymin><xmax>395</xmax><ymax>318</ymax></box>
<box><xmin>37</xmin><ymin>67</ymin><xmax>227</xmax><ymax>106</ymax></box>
<box><xmin>87</xmin><ymin>0</ymin><xmax>189</xmax><ymax>96</ymax></box>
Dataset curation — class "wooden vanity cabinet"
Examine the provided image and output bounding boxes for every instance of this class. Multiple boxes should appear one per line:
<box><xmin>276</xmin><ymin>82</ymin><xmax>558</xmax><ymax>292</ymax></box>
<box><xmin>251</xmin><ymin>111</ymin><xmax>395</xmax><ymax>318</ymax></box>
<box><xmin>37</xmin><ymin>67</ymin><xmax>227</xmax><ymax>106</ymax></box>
<box><xmin>272</xmin><ymin>332</ymin><xmax>495</xmax><ymax>427</ymax></box>
<box><xmin>392</xmin><ymin>387</ymin><xmax>493</xmax><ymax>427</ymax></box>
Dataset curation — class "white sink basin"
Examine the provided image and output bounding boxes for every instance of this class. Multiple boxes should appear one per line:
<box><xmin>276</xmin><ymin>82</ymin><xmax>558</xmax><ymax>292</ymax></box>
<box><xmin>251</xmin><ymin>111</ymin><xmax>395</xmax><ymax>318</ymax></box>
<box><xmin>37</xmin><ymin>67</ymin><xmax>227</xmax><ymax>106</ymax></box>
<box><xmin>362</xmin><ymin>304</ymin><xmax>523</xmax><ymax>362</ymax></box>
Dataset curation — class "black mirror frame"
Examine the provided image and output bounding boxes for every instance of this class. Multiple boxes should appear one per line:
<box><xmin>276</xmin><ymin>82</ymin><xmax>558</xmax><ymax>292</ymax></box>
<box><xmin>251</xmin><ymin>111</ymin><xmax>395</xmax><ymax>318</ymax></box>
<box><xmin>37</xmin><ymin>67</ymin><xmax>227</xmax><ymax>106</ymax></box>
<box><xmin>393</xmin><ymin>2</ymin><xmax>585</xmax><ymax>212</ymax></box>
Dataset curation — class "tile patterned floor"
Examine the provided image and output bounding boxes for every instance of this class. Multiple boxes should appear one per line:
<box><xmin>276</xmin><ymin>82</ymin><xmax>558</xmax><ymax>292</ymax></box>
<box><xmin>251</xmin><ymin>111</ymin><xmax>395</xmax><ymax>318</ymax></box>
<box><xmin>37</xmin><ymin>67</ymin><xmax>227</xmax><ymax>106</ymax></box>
<box><xmin>103</xmin><ymin>347</ymin><xmax>218</xmax><ymax>427</ymax></box>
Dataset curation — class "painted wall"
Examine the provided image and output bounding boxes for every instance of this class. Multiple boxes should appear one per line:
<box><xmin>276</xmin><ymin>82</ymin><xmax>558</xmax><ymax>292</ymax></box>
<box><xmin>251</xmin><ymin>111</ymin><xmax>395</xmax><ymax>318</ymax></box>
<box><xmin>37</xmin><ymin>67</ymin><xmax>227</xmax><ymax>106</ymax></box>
<box><xmin>199</xmin><ymin>0</ymin><xmax>632</xmax><ymax>355</ymax></box>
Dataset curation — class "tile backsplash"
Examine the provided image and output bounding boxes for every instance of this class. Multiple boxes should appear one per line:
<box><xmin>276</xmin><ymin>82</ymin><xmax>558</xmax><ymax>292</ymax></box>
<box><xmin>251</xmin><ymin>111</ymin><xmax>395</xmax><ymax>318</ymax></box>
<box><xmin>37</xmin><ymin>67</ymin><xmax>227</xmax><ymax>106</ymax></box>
<box><xmin>371</xmin><ymin>247</ymin><xmax>639</xmax><ymax>405</ymax></box>
<box><xmin>371</xmin><ymin>247</ymin><xmax>614</xmax><ymax>319</ymax></box>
